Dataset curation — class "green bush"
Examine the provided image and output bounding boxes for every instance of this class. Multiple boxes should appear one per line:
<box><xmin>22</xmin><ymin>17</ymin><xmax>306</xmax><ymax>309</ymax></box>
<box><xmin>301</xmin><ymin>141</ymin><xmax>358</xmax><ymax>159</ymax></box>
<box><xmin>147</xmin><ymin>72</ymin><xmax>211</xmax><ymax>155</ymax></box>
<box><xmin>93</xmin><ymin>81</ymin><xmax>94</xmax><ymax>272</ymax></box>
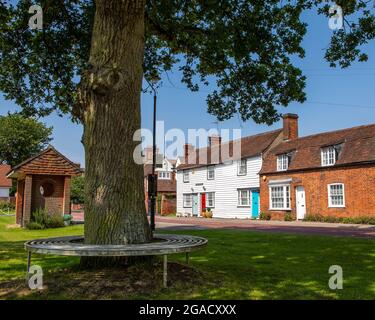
<box><xmin>259</xmin><ymin>212</ymin><xmax>271</xmax><ymax>220</ymax></box>
<box><xmin>25</xmin><ymin>221</ymin><xmax>45</xmax><ymax>230</ymax></box>
<box><xmin>71</xmin><ymin>176</ymin><xmax>84</xmax><ymax>204</ymax></box>
<box><xmin>46</xmin><ymin>214</ymin><xmax>65</xmax><ymax>228</ymax></box>
<box><xmin>284</xmin><ymin>212</ymin><xmax>294</xmax><ymax>221</ymax></box>
<box><xmin>0</xmin><ymin>201</ymin><xmax>15</xmax><ymax>212</ymax></box>
<box><xmin>304</xmin><ymin>214</ymin><xmax>375</xmax><ymax>225</ymax></box>
<box><xmin>26</xmin><ymin>208</ymin><xmax>65</xmax><ymax>229</ymax></box>
<box><xmin>32</xmin><ymin>208</ymin><xmax>49</xmax><ymax>225</ymax></box>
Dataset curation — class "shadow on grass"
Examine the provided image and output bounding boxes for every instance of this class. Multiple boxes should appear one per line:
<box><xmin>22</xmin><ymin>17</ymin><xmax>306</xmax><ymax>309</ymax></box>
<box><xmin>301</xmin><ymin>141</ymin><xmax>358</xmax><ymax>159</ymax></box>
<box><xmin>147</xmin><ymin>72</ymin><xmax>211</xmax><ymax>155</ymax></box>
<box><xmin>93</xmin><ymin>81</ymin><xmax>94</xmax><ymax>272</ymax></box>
<box><xmin>2</xmin><ymin>229</ymin><xmax>375</xmax><ymax>299</ymax></box>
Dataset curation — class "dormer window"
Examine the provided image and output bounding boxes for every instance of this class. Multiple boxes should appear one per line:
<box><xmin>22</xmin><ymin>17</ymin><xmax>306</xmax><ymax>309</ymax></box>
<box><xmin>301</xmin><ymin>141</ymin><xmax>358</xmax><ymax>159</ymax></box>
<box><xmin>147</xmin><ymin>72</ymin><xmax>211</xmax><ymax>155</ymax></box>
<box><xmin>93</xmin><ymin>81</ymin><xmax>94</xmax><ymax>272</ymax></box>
<box><xmin>158</xmin><ymin>171</ymin><xmax>170</xmax><ymax>180</ymax></box>
<box><xmin>321</xmin><ymin>146</ymin><xmax>336</xmax><ymax>166</ymax></box>
<box><xmin>277</xmin><ymin>154</ymin><xmax>289</xmax><ymax>171</ymax></box>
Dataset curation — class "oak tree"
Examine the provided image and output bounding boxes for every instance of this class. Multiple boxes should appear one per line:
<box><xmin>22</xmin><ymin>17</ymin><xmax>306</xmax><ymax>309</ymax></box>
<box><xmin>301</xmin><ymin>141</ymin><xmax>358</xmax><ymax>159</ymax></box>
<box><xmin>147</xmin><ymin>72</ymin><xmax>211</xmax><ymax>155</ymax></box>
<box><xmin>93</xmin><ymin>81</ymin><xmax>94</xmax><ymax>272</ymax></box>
<box><xmin>0</xmin><ymin>0</ymin><xmax>373</xmax><ymax>266</ymax></box>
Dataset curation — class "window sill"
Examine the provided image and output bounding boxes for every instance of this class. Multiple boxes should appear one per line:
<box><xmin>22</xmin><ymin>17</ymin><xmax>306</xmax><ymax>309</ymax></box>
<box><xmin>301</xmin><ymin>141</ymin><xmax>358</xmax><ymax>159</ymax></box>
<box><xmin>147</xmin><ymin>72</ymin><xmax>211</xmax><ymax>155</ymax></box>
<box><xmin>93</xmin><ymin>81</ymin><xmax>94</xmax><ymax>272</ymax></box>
<box><xmin>237</xmin><ymin>205</ymin><xmax>251</xmax><ymax>208</ymax></box>
<box><xmin>269</xmin><ymin>208</ymin><xmax>291</xmax><ymax>211</ymax></box>
<box><xmin>328</xmin><ymin>205</ymin><xmax>346</xmax><ymax>208</ymax></box>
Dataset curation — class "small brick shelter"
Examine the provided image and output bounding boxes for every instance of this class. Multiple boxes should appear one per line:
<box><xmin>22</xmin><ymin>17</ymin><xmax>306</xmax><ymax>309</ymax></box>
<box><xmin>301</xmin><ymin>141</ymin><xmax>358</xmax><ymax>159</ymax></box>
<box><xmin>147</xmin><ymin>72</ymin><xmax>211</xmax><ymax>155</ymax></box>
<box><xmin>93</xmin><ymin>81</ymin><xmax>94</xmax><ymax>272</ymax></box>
<box><xmin>7</xmin><ymin>146</ymin><xmax>81</xmax><ymax>226</ymax></box>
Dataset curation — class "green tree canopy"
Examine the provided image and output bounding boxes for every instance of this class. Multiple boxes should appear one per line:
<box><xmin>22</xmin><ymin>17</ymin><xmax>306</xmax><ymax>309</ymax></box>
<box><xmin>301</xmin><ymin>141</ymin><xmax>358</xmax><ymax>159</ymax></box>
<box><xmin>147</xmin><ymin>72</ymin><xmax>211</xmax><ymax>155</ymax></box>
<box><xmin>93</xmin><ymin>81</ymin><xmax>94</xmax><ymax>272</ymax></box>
<box><xmin>71</xmin><ymin>175</ymin><xmax>85</xmax><ymax>204</ymax></box>
<box><xmin>0</xmin><ymin>114</ymin><xmax>53</xmax><ymax>167</ymax></box>
<box><xmin>0</xmin><ymin>0</ymin><xmax>374</xmax><ymax>124</ymax></box>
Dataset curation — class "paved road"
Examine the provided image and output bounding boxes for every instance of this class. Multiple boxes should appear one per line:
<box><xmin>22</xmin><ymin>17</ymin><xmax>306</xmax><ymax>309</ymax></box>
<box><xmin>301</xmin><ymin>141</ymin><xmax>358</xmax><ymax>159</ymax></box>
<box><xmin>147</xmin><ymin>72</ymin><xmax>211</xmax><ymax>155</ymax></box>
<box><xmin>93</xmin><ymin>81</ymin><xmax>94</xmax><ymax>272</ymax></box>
<box><xmin>71</xmin><ymin>212</ymin><xmax>375</xmax><ymax>239</ymax></box>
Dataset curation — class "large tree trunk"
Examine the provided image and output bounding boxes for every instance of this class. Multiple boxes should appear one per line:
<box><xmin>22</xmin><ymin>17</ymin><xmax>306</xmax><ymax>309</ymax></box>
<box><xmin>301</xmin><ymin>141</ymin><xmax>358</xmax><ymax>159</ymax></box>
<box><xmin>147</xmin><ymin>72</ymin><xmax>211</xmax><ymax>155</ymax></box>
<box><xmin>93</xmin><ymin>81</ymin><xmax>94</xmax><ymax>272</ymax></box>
<box><xmin>80</xmin><ymin>0</ymin><xmax>151</xmax><ymax>266</ymax></box>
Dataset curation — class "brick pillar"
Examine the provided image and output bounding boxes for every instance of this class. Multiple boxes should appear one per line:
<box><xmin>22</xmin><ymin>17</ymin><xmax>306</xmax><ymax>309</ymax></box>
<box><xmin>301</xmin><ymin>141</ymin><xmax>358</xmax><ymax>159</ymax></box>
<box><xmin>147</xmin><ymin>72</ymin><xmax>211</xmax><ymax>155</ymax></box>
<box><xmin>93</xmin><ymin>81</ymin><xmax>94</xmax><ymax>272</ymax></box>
<box><xmin>23</xmin><ymin>175</ymin><xmax>33</xmax><ymax>226</ymax></box>
<box><xmin>63</xmin><ymin>176</ymin><xmax>71</xmax><ymax>215</ymax></box>
<box><xmin>15</xmin><ymin>179</ymin><xmax>25</xmax><ymax>225</ymax></box>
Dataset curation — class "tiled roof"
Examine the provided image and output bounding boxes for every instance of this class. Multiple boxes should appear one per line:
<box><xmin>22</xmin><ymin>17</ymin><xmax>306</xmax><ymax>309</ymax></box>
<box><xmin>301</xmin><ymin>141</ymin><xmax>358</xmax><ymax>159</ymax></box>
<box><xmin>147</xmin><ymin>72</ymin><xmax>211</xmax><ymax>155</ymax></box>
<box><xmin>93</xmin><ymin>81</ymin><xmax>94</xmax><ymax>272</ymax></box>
<box><xmin>177</xmin><ymin>129</ymin><xmax>282</xmax><ymax>170</ymax></box>
<box><xmin>261</xmin><ymin>123</ymin><xmax>375</xmax><ymax>173</ymax></box>
<box><xmin>0</xmin><ymin>165</ymin><xmax>12</xmax><ymax>188</ymax></box>
<box><xmin>7</xmin><ymin>146</ymin><xmax>82</xmax><ymax>177</ymax></box>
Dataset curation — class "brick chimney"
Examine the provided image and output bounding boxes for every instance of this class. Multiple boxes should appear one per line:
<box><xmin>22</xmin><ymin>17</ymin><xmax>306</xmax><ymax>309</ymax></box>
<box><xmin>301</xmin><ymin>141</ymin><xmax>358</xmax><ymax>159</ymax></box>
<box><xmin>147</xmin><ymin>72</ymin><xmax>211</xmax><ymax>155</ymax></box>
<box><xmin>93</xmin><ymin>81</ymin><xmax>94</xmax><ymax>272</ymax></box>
<box><xmin>283</xmin><ymin>114</ymin><xmax>299</xmax><ymax>140</ymax></box>
<box><xmin>208</xmin><ymin>134</ymin><xmax>222</xmax><ymax>148</ymax></box>
<box><xmin>184</xmin><ymin>143</ymin><xmax>195</xmax><ymax>164</ymax></box>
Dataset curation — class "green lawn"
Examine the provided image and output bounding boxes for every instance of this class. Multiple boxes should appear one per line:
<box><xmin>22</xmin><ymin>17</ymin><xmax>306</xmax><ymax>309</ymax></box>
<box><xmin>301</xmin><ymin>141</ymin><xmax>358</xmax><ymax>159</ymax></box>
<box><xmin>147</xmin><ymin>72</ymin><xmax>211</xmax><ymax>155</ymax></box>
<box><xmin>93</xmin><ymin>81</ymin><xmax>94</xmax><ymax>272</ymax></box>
<box><xmin>1</xmin><ymin>215</ymin><xmax>375</xmax><ymax>299</ymax></box>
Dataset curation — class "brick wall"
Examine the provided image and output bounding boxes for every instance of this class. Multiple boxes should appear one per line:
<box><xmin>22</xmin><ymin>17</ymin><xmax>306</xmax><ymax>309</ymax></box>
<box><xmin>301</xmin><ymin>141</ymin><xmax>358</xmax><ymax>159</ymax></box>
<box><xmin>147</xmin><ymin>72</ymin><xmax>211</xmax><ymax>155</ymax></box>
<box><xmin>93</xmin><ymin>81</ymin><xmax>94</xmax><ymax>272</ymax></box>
<box><xmin>260</xmin><ymin>164</ymin><xmax>375</xmax><ymax>220</ymax></box>
<box><xmin>31</xmin><ymin>175</ymin><xmax>65</xmax><ymax>216</ymax></box>
<box><xmin>23</xmin><ymin>175</ymin><xmax>33</xmax><ymax>224</ymax></box>
<box><xmin>15</xmin><ymin>180</ymin><xmax>25</xmax><ymax>225</ymax></box>
<box><xmin>160</xmin><ymin>194</ymin><xmax>176</xmax><ymax>215</ymax></box>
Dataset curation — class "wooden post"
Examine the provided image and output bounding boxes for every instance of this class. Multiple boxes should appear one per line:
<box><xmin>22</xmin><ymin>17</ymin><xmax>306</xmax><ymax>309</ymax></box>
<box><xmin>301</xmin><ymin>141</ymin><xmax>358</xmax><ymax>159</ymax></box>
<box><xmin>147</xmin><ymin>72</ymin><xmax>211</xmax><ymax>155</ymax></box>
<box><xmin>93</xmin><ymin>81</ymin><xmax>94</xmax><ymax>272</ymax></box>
<box><xmin>163</xmin><ymin>255</ymin><xmax>167</xmax><ymax>288</ymax></box>
<box><xmin>186</xmin><ymin>252</ymin><xmax>189</xmax><ymax>265</ymax></box>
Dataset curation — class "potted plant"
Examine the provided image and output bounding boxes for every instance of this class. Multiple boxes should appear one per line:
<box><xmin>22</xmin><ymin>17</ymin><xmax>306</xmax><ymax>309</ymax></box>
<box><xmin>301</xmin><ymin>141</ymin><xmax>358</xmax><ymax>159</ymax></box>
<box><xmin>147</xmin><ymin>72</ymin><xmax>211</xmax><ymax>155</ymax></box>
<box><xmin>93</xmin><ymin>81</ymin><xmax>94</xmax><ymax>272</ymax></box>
<box><xmin>205</xmin><ymin>207</ymin><xmax>213</xmax><ymax>218</ymax></box>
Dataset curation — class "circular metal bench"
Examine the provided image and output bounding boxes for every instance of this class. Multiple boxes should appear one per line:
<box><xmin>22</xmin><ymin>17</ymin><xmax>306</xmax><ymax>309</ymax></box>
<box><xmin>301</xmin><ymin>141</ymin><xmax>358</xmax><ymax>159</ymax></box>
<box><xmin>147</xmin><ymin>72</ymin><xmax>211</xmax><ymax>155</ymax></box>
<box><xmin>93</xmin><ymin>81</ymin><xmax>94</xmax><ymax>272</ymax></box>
<box><xmin>25</xmin><ymin>234</ymin><xmax>208</xmax><ymax>287</ymax></box>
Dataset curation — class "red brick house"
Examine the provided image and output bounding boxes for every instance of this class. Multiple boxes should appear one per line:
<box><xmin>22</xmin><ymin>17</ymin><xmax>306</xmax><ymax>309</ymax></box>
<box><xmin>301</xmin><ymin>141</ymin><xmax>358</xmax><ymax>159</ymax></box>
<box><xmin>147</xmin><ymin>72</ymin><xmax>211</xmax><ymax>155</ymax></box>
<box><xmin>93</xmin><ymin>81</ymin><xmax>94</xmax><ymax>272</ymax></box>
<box><xmin>143</xmin><ymin>147</ymin><xmax>177</xmax><ymax>215</ymax></box>
<box><xmin>260</xmin><ymin>115</ymin><xmax>375</xmax><ymax>220</ymax></box>
<box><xmin>7</xmin><ymin>146</ymin><xmax>82</xmax><ymax>226</ymax></box>
<box><xmin>0</xmin><ymin>164</ymin><xmax>12</xmax><ymax>201</ymax></box>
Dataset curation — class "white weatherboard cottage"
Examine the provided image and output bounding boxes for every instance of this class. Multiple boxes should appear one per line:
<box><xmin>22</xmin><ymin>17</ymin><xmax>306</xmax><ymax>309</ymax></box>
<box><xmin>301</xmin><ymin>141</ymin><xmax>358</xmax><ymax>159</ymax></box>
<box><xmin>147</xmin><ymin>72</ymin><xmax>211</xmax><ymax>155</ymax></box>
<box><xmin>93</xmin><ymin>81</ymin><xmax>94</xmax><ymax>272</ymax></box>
<box><xmin>176</xmin><ymin>129</ymin><xmax>284</xmax><ymax>219</ymax></box>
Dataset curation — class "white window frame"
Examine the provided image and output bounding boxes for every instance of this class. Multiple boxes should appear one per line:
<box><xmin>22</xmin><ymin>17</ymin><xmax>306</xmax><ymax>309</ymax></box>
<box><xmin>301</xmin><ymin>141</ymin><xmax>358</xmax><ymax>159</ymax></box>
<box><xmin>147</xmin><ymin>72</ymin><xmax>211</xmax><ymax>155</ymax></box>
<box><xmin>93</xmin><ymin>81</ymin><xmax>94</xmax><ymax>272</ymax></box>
<box><xmin>207</xmin><ymin>166</ymin><xmax>215</xmax><ymax>180</ymax></box>
<box><xmin>237</xmin><ymin>159</ymin><xmax>247</xmax><ymax>176</ymax></box>
<box><xmin>321</xmin><ymin>146</ymin><xmax>336</xmax><ymax>166</ymax></box>
<box><xmin>158</xmin><ymin>171</ymin><xmax>171</xmax><ymax>180</ymax></box>
<box><xmin>183</xmin><ymin>170</ymin><xmax>189</xmax><ymax>183</ymax></box>
<box><xmin>269</xmin><ymin>185</ymin><xmax>291</xmax><ymax>210</ymax></box>
<box><xmin>183</xmin><ymin>194</ymin><xmax>192</xmax><ymax>208</ymax></box>
<box><xmin>206</xmin><ymin>192</ymin><xmax>215</xmax><ymax>208</ymax></box>
<box><xmin>277</xmin><ymin>154</ymin><xmax>289</xmax><ymax>171</ymax></box>
<box><xmin>238</xmin><ymin>189</ymin><xmax>251</xmax><ymax>207</ymax></box>
<box><xmin>328</xmin><ymin>183</ymin><xmax>345</xmax><ymax>208</ymax></box>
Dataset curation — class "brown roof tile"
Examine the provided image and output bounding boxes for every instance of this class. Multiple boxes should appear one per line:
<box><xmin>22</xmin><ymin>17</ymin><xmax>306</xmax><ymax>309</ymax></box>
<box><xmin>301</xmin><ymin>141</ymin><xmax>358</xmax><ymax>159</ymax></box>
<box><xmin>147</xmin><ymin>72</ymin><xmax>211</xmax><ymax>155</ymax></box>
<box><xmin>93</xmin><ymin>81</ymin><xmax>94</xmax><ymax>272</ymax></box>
<box><xmin>0</xmin><ymin>165</ymin><xmax>12</xmax><ymax>188</ymax></box>
<box><xmin>7</xmin><ymin>146</ymin><xmax>82</xmax><ymax>177</ymax></box>
<box><xmin>261</xmin><ymin>123</ymin><xmax>375</xmax><ymax>173</ymax></box>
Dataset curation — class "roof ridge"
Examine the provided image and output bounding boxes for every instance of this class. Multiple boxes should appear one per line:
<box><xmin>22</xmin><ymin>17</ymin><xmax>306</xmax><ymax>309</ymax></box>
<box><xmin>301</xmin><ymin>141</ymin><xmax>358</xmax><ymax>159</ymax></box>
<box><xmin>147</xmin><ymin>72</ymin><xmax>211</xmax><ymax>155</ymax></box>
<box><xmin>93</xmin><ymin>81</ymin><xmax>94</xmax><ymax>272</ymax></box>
<box><xmin>191</xmin><ymin>128</ymin><xmax>282</xmax><ymax>152</ymax></box>
<box><xmin>285</xmin><ymin>123</ymin><xmax>375</xmax><ymax>143</ymax></box>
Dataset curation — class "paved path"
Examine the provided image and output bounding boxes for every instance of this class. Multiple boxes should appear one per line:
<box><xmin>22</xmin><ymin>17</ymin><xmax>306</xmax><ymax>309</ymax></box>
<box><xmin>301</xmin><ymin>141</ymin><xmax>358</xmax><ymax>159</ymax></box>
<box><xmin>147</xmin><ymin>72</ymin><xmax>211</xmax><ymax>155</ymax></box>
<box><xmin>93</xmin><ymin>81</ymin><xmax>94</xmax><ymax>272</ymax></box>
<box><xmin>71</xmin><ymin>212</ymin><xmax>375</xmax><ymax>239</ymax></box>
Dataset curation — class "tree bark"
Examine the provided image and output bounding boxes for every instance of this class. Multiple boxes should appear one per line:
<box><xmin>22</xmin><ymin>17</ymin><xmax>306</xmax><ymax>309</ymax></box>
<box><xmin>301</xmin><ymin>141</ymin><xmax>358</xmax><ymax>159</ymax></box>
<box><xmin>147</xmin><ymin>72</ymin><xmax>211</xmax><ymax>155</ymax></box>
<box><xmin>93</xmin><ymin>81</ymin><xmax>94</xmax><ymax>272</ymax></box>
<box><xmin>80</xmin><ymin>0</ymin><xmax>151</xmax><ymax>266</ymax></box>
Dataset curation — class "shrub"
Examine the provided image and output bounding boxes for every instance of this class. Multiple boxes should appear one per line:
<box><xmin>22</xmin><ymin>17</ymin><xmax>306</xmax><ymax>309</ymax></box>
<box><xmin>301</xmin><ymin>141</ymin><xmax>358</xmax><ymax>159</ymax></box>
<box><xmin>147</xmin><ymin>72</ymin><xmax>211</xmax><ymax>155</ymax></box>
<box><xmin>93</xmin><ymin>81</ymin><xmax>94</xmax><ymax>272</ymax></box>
<box><xmin>0</xmin><ymin>201</ymin><xmax>15</xmax><ymax>212</ymax></box>
<box><xmin>284</xmin><ymin>212</ymin><xmax>294</xmax><ymax>221</ymax></box>
<box><xmin>32</xmin><ymin>208</ymin><xmax>49</xmax><ymax>225</ymax></box>
<box><xmin>303</xmin><ymin>214</ymin><xmax>324</xmax><ymax>222</ymax></box>
<box><xmin>304</xmin><ymin>214</ymin><xmax>375</xmax><ymax>225</ymax></box>
<box><xmin>25</xmin><ymin>221</ymin><xmax>45</xmax><ymax>230</ymax></box>
<box><xmin>27</xmin><ymin>208</ymin><xmax>65</xmax><ymax>229</ymax></box>
<box><xmin>259</xmin><ymin>212</ymin><xmax>271</xmax><ymax>220</ymax></box>
<box><xmin>46</xmin><ymin>214</ymin><xmax>65</xmax><ymax>228</ymax></box>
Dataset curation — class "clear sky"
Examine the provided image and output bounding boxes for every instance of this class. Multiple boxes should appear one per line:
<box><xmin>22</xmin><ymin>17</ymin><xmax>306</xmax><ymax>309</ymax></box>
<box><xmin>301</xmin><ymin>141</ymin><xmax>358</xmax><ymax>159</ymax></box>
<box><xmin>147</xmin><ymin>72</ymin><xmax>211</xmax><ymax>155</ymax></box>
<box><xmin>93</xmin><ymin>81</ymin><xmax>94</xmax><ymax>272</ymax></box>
<box><xmin>1</xmin><ymin>8</ymin><xmax>374</xmax><ymax>166</ymax></box>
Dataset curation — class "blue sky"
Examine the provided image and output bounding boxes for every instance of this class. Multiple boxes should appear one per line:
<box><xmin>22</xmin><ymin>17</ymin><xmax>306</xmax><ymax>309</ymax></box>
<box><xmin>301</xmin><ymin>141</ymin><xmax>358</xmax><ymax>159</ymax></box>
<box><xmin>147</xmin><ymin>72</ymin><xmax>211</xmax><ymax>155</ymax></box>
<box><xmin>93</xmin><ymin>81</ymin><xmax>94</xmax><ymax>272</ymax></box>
<box><xmin>1</xmin><ymin>9</ymin><xmax>374</xmax><ymax>166</ymax></box>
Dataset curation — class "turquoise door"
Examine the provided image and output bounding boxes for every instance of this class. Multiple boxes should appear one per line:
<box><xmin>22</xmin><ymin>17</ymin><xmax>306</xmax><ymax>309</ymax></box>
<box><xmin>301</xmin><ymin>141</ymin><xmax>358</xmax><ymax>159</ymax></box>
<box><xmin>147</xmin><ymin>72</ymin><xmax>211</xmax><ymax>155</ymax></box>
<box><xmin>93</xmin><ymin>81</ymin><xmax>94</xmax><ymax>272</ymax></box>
<box><xmin>251</xmin><ymin>190</ymin><xmax>260</xmax><ymax>218</ymax></box>
<box><xmin>192</xmin><ymin>194</ymin><xmax>199</xmax><ymax>217</ymax></box>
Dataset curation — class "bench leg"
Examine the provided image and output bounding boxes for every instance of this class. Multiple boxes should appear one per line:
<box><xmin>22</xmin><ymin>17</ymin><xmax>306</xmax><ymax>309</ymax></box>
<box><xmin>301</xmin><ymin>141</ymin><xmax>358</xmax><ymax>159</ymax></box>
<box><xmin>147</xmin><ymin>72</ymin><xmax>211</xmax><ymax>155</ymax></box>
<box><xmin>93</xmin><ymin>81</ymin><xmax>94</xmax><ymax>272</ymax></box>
<box><xmin>163</xmin><ymin>255</ymin><xmax>168</xmax><ymax>288</ymax></box>
<box><xmin>186</xmin><ymin>252</ymin><xmax>189</xmax><ymax>265</ymax></box>
<box><xmin>27</xmin><ymin>251</ymin><xmax>31</xmax><ymax>273</ymax></box>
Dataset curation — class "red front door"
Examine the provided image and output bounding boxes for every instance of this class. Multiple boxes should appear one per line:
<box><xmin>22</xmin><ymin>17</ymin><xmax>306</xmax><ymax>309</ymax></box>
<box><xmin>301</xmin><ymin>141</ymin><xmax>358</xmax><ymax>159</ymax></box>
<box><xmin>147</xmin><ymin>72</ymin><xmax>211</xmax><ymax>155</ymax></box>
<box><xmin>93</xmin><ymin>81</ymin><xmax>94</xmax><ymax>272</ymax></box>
<box><xmin>201</xmin><ymin>193</ymin><xmax>206</xmax><ymax>214</ymax></box>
